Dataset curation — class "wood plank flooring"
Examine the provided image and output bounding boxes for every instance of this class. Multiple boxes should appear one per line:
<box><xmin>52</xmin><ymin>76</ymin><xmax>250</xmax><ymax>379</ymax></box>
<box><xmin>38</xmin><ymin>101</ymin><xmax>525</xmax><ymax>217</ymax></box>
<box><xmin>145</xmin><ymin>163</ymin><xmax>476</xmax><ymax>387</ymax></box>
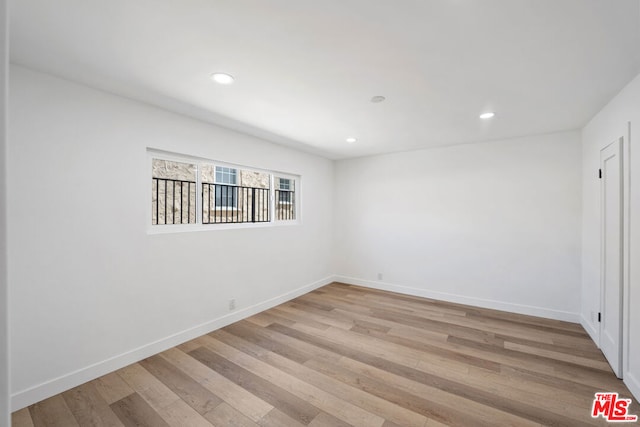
<box><xmin>12</xmin><ymin>283</ymin><xmax>639</xmax><ymax>426</ymax></box>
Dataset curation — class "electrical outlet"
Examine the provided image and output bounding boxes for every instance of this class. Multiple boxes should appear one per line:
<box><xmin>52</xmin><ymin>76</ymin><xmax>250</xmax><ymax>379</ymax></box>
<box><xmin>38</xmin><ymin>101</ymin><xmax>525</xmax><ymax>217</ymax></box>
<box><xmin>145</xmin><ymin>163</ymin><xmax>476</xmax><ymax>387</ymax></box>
<box><xmin>229</xmin><ymin>299</ymin><xmax>236</xmax><ymax>311</ymax></box>
<box><xmin>377</xmin><ymin>273</ymin><xmax>383</xmax><ymax>281</ymax></box>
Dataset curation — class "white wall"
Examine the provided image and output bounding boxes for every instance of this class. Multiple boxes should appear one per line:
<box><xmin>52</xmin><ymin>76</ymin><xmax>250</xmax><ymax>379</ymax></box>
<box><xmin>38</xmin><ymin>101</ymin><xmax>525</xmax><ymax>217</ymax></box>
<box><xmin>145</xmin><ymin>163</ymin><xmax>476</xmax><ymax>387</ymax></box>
<box><xmin>0</xmin><ymin>0</ymin><xmax>9</xmax><ymax>425</ymax></box>
<box><xmin>334</xmin><ymin>131</ymin><xmax>582</xmax><ymax>321</ymax></box>
<box><xmin>582</xmin><ymin>72</ymin><xmax>640</xmax><ymax>401</ymax></box>
<box><xmin>7</xmin><ymin>66</ymin><xmax>334</xmax><ymax>409</ymax></box>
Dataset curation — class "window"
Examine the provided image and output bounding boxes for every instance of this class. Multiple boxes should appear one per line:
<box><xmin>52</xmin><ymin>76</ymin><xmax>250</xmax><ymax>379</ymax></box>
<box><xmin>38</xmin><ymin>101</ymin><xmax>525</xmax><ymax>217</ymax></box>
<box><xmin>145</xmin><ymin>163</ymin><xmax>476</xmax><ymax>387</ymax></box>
<box><xmin>150</xmin><ymin>150</ymin><xmax>297</xmax><ymax>230</ymax></box>
<box><xmin>275</xmin><ymin>176</ymin><xmax>296</xmax><ymax>221</ymax></box>
<box><xmin>202</xmin><ymin>165</ymin><xmax>270</xmax><ymax>224</ymax></box>
<box><xmin>152</xmin><ymin>159</ymin><xmax>197</xmax><ymax>225</ymax></box>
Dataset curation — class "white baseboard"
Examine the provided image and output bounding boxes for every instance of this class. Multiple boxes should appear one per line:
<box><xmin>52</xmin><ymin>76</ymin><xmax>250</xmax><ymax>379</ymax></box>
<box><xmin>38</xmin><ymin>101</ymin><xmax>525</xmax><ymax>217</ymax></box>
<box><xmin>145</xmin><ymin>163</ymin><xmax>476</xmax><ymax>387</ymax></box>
<box><xmin>334</xmin><ymin>275</ymin><xmax>580</xmax><ymax>323</ymax></box>
<box><xmin>581</xmin><ymin>314</ymin><xmax>599</xmax><ymax>346</ymax></box>
<box><xmin>624</xmin><ymin>371</ymin><xmax>640</xmax><ymax>402</ymax></box>
<box><xmin>11</xmin><ymin>275</ymin><xmax>335</xmax><ymax>411</ymax></box>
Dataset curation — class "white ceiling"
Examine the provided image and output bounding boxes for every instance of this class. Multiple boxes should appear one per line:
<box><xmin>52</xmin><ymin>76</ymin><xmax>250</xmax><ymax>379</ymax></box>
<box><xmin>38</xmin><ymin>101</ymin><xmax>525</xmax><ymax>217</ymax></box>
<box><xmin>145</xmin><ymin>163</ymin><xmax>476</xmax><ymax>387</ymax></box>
<box><xmin>9</xmin><ymin>0</ymin><xmax>640</xmax><ymax>159</ymax></box>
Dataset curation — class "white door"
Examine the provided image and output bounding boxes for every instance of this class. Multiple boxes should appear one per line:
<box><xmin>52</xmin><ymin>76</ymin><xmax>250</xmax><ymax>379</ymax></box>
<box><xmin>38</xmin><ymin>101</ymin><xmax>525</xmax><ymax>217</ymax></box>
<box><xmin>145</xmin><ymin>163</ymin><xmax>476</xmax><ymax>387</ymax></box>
<box><xmin>600</xmin><ymin>138</ymin><xmax>623</xmax><ymax>378</ymax></box>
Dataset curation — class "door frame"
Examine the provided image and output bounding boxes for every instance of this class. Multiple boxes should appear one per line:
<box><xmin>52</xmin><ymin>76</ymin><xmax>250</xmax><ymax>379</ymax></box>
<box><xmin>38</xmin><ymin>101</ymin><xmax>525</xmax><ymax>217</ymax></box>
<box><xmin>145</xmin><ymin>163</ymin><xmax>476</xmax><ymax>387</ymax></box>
<box><xmin>599</xmin><ymin>137</ymin><xmax>624</xmax><ymax>377</ymax></box>
<box><xmin>622</xmin><ymin>122</ymin><xmax>631</xmax><ymax>378</ymax></box>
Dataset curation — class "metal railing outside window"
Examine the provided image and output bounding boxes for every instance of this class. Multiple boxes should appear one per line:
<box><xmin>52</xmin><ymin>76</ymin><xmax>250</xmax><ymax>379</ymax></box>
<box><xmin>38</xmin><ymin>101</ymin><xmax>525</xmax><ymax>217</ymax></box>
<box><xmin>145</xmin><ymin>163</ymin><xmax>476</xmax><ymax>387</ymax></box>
<box><xmin>202</xmin><ymin>183</ymin><xmax>270</xmax><ymax>224</ymax></box>
<box><xmin>152</xmin><ymin>178</ymin><xmax>197</xmax><ymax>225</ymax></box>
<box><xmin>151</xmin><ymin>155</ymin><xmax>298</xmax><ymax>228</ymax></box>
<box><xmin>275</xmin><ymin>189</ymin><xmax>296</xmax><ymax>220</ymax></box>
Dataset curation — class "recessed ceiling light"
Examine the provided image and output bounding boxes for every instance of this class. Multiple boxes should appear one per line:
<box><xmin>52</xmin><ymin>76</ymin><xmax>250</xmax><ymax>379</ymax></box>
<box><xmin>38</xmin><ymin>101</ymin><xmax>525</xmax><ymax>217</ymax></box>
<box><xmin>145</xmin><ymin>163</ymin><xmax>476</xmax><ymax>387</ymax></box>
<box><xmin>211</xmin><ymin>73</ymin><xmax>234</xmax><ymax>85</ymax></box>
<box><xmin>346</xmin><ymin>137</ymin><xmax>357</xmax><ymax>143</ymax></box>
<box><xmin>371</xmin><ymin>96</ymin><xmax>386</xmax><ymax>103</ymax></box>
<box><xmin>479</xmin><ymin>112</ymin><xmax>496</xmax><ymax>119</ymax></box>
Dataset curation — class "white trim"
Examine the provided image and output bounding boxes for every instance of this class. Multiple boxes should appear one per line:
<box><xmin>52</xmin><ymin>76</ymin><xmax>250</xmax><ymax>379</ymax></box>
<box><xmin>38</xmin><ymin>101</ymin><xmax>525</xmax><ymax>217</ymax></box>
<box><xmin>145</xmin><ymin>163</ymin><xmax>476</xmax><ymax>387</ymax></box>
<box><xmin>622</xmin><ymin>121</ymin><xmax>637</xmax><ymax>402</ymax></box>
<box><xmin>624</xmin><ymin>372</ymin><xmax>640</xmax><ymax>402</ymax></box>
<box><xmin>334</xmin><ymin>275</ymin><xmax>580</xmax><ymax>323</ymax></box>
<box><xmin>581</xmin><ymin>314</ymin><xmax>599</xmax><ymax>344</ymax></box>
<box><xmin>147</xmin><ymin>220</ymin><xmax>278</xmax><ymax>234</ymax></box>
<box><xmin>622</xmin><ymin>122</ymin><xmax>631</xmax><ymax>378</ymax></box>
<box><xmin>10</xmin><ymin>276</ymin><xmax>335</xmax><ymax>411</ymax></box>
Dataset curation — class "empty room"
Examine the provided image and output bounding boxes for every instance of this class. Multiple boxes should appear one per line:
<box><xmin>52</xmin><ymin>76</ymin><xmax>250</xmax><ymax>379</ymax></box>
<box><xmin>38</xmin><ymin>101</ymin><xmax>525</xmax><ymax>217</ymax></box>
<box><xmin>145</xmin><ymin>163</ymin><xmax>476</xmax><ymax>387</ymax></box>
<box><xmin>1</xmin><ymin>0</ymin><xmax>640</xmax><ymax>426</ymax></box>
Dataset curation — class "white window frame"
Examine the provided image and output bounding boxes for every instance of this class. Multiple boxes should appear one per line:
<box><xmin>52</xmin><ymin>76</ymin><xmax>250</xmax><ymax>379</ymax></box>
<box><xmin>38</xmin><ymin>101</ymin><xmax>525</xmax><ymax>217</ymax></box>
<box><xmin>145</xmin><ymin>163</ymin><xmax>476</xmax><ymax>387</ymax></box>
<box><xmin>147</xmin><ymin>149</ymin><xmax>300</xmax><ymax>233</ymax></box>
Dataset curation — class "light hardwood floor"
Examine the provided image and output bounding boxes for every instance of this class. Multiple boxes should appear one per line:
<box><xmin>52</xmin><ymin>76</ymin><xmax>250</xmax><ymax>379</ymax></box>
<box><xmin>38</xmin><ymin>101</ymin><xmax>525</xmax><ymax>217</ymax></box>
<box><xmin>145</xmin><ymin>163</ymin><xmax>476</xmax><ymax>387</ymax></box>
<box><xmin>12</xmin><ymin>283</ymin><xmax>639</xmax><ymax>426</ymax></box>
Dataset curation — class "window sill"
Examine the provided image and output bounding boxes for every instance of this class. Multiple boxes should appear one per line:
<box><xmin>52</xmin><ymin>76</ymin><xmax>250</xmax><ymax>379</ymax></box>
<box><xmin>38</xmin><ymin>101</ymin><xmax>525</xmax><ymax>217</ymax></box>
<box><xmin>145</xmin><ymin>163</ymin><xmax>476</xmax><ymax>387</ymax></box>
<box><xmin>147</xmin><ymin>220</ymin><xmax>300</xmax><ymax>234</ymax></box>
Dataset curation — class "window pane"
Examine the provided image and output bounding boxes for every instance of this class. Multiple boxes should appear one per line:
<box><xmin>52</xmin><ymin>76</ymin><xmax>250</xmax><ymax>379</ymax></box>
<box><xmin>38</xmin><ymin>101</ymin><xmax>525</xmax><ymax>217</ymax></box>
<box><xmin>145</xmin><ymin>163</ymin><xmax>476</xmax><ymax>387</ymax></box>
<box><xmin>275</xmin><ymin>177</ymin><xmax>296</xmax><ymax>221</ymax></box>
<box><xmin>202</xmin><ymin>165</ymin><xmax>270</xmax><ymax>224</ymax></box>
<box><xmin>152</xmin><ymin>159</ymin><xmax>197</xmax><ymax>225</ymax></box>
